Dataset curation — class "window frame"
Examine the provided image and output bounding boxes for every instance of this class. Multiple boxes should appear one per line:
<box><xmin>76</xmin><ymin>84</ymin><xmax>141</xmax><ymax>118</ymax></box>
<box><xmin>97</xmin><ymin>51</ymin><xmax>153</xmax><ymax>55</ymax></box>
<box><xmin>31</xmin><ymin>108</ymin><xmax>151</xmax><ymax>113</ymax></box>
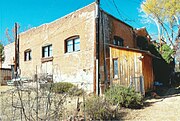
<box><xmin>113</xmin><ymin>36</ymin><xmax>124</xmax><ymax>47</ymax></box>
<box><xmin>42</xmin><ymin>44</ymin><xmax>52</xmax><ymax>58</ymax></box>
<box><xmin>113</xmin><ymin>58</ymin><xmax>119</xmax><ymax>79</ymax></box>
<box><xmin>65</xmin><ymin>35</ymin><xmax>80</xmax><ymax>53</ymax></box>
<box><xmin>24</xmin><ymin>49</ymin><xmax>32</xmax><ymax>61</ymax></box>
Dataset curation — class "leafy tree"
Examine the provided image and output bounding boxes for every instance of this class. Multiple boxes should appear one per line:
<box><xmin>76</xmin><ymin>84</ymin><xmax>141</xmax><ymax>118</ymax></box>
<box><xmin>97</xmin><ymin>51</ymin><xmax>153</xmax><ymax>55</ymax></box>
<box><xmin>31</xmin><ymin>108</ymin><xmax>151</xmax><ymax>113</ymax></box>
<box><xmin>140</xmin><ymin>0</ymin><xmax>180</xmax><ymax>47</ymax></box>
<box><xmin>160</xmin><ymin>44</ymin><xmax>175</xmax><ymax>64</ymax></box>
<box><xmin>0</xmin><ymin>43</ymin><xmax>4</xmax><ymax>63</ymax></box>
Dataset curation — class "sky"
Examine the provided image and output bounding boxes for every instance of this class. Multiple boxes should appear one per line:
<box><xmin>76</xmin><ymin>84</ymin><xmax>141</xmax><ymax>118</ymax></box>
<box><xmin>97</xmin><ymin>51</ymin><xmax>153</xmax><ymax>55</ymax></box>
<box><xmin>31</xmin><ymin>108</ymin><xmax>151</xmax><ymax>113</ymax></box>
<box><xmin>0</xmin><ymin>0</ymin><xmax>157</xmax><ymax>45</ymax></box>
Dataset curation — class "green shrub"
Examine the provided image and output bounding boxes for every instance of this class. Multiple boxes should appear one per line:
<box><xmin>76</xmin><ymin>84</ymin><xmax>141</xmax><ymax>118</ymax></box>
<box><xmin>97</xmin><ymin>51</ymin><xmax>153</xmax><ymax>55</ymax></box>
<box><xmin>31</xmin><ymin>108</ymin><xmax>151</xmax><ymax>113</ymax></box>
<box><xmin>105</xmin><ymin>85</ymin><xmax>143</xmax><ymax>109</ymax></box>
<box><xmin>51</xmin><ymin>82</ymin><xmax>74</xmax><ymax>94</ymax></box>
<box><xmin>51</xmin><ymin>82</ymin><xmax>84</xmax><ymax>96</ymax></box>
<box><xmin>85</xmin><ymin>96</ymin><xmax>113</xmax><ymax>120</ymax></box>
<box><xmin>68</xmin><ymin>86</ymin><xmax>84</xmax><ymax>96</ymax></box>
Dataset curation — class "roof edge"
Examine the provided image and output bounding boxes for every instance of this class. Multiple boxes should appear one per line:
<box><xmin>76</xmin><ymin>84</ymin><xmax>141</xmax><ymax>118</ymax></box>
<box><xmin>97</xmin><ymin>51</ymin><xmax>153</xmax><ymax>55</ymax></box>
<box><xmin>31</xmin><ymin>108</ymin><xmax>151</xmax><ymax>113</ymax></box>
<box><xmin>100</xmin><ymin>9</ymin><xmax>134</xmax><ymax>29</ymax></box>
<box><xmin>109</xmin><ymin>44</ymin><xmax>160</xmax><ymax>59</ymax></box>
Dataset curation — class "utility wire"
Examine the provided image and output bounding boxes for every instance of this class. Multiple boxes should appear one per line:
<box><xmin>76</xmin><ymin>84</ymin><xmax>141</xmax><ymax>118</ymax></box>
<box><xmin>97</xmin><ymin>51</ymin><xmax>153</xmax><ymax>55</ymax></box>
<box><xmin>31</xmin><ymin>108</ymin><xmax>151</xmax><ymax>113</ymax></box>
<box><xmin>107</xmin><ymin>0</ymin><xmax>142</xmax><ymax>27</ymax></box>
<box><xmin>103</xmin><ymin>0</ymin><xmax>115</xmax><ymax>13</ymax></box>
<box><xmin>112</xmin><ymin>0</ymin><xmax>124</xmax><ymax>20</ymax></box>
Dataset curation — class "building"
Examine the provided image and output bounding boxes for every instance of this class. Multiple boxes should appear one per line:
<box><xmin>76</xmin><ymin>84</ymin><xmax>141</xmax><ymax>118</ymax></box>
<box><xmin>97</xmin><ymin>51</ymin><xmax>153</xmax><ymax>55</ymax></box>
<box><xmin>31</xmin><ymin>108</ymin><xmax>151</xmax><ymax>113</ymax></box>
<box><xmin>2</xmin><ymin>42</ymin><xmax>15</xmax><ymax>69</ymax></box>
<box><xmin>3</xmin><ymin>2</ymin><xmax>154</xmax><ymax>94</ymax></box>
<box><xmin>0</xmin><ymin>42</ymin><xmax>15</xmax><ymax>85</ymax></box>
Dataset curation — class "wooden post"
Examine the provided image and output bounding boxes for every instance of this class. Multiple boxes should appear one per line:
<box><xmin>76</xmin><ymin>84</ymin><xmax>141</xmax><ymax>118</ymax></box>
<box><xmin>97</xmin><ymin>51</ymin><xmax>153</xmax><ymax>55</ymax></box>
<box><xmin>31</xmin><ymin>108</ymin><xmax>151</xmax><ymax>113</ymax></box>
<box><xmin>0</xmin><ymin>58</ymin><xmax>2</xmax><ymax>68</ymax></box>
<box><xmin>14</xmin><ymin>23</ymin><xmax>18</xmax><ymax>77</ymax></box>
<box><xmin>96</xmin><ymin>0</ymin><xmax>100</xmax><ymax>96</ymax></box>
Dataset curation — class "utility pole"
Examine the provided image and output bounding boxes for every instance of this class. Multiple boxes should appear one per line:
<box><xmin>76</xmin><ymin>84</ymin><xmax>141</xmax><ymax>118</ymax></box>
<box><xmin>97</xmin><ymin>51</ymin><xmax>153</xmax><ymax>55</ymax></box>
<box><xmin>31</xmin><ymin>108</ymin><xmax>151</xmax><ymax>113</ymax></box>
<box><xmin>96</xmin><ymin>0</ymin><xmax>100</xmax><ymax>96</ymax></box>
<box><xmin>14</xmin><ymin>23</ymin><xmax>18</xmax><ymax>78</ymax></box>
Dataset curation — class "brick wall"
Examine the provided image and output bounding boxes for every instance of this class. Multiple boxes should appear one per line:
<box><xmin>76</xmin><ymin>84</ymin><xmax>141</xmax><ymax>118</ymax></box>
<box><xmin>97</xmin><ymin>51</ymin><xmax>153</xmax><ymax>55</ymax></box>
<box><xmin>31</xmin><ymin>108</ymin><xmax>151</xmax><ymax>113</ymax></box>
<box><xmin>19</xmin><ymin>3</ymin><xmax>96</xmax><ymax>92</ymax></box>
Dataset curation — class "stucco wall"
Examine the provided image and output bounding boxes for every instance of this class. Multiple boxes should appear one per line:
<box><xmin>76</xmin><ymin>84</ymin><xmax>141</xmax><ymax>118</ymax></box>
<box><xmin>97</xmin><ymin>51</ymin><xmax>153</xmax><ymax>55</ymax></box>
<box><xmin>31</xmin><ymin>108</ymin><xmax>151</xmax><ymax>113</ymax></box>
<box><xmin>19</xmin><ymin>3</ymin><xmax>96</xmax><ymax>92</ymax></box>
<box><xmin>2</xmin><ymin>42</ymin><xmax>15</xmax><ymax>69</ymax></box>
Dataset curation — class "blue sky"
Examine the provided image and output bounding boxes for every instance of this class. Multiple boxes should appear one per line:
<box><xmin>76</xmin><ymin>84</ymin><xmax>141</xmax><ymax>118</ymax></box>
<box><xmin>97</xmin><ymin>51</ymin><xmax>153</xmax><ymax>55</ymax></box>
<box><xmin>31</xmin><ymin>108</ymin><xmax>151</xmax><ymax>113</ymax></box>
<box><xmin>0</xmin><ymin>0</ymin><xmax>157</xmax><ymax>45</ymax></box>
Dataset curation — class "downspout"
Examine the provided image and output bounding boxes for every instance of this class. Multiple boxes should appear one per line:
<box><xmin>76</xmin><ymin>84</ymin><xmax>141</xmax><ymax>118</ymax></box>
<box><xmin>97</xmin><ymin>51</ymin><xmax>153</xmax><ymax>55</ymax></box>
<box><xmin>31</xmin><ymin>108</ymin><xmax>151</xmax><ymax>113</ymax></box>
<box><xmin>102</xmin><ymin>12</ymin><xmax>108</xmax><ymax>91</ymax></box>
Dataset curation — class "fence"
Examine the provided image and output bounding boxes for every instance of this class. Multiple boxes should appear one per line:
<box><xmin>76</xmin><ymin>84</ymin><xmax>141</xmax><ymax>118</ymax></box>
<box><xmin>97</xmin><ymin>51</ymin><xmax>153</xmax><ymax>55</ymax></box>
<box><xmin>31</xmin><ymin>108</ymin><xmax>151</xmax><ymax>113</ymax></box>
<box><xmin>0</xmin><ymin>68</ymin><xmax>12</xmax><ymax>85</ymax></box>
<box><xmin>0</xmin><ymin>75</ymin><xmax>85</xmax><ymax>121</ymax></box>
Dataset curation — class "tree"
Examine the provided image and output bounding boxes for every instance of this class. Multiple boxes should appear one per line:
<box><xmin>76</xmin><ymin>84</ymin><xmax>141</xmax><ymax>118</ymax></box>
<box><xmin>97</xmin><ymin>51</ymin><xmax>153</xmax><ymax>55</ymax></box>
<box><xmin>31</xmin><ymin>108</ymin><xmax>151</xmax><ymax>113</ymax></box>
<box><xmin>140</xmin><ymin>0</ymin><xmax>180</xmax><ymax>47</ymax></box>
<box><xmin>0</xmin><ymin>43</ymin><xmax>5</xmax><ymax>63</ymax></box>
<box><xmin>5</xmin><ymin>23</ymin><xmax>20</xmax><ymax>44</ymax></box>
<box><xmin>5</xmin><ymin>28</ymin><xmax>12</xmax><ymax>44</ymax></box>
<box><xmin>160</xmin><ymin>44</ymin><xmax>175</xmax><ymax>64</ymax></box>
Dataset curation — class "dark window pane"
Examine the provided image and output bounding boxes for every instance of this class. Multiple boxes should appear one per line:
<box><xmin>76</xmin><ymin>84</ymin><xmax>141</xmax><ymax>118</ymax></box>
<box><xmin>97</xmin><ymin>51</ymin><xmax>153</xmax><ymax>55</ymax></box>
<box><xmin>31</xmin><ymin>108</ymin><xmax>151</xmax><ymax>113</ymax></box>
<box><xmin>42</xmin><ymin>45</ymin><xmax>52</xmax><ymax>57</ymax></box>
<box><xmin>74</xmin><ymin>38</ymin><xmax>80</xmax><ymax>51</ymax></box>
<box><xmin>65</xmin><ymin>36</ymin><xmax>80</xmax><ymax>53</ymax></box>
<box><xmin>29</xmin><ymin>51</ymin><xmax>32</xmax><ymax>60</ymax></box>
<box><xmin>24</xmin><ymin>50</ymin><xmax>32</xmax><ymax>61</ymax></box>
<box><xmin>113</xmin><ymin>39</ymin><xmax>117</xmax><ymax>45</ymax></box>
<box><xmin>49</xmin><ymin>45</ymin><xmax>52</xmax><ymax>57</ymax></box>
<box><xmin>67</xmin><ymin>40</ymin><xmax>73</xmax><ymax>52</ymax></box>
<box><xmin>113</xmin><ymin>59</ymin><xmax>118</xmax><ymax>78</ymax></box>
<box><xmin>114</xmin><ymin>36</ymin><xmax>124</xmax><ymax>47</ymax></box>
<box><xmin>44</xmin><ymin>47</ymin><xmax>48</xmax><ymax>57</ymax></box>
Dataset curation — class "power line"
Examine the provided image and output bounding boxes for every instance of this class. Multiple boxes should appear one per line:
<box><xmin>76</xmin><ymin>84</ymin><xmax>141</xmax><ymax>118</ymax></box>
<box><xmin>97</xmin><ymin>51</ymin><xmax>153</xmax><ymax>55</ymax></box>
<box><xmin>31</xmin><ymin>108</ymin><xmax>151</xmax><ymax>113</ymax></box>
<box><xmin>106</xmin><ymin>0</ymin><xmax>142</xmax><ymax>27</ymax></box>
<box><xmin>103</xmin><ymin>0</ymin><xmax>115</xmax><ymax>13</ymax></box>
<box><xmin>111</xmin><ymin>0</ymin><xmax>124</xmax><ymax>20</ymax></box>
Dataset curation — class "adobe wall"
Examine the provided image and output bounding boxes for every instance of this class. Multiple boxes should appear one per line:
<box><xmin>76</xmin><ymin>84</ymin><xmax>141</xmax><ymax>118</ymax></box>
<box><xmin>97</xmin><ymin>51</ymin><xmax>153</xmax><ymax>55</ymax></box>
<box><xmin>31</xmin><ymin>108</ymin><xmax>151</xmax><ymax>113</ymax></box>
<box><xmin>19</xmin><ymin>3</ymin><xmax>96</xmax><ymax>92</ymax></box>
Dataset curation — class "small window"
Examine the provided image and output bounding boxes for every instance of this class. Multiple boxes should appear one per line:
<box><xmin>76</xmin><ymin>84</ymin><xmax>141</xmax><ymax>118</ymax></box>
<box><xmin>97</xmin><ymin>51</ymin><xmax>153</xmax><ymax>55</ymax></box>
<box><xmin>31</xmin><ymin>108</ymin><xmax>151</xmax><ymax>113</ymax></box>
<box><xmin>113</xmin><ymin>36</ymin><xmax>124</xmax><ymax>46</ymax></box>
<box><xmin>65</xmin><ymin>36</ymin><xmax>80</xmax><ymax>53</ymax></box>
<box><xmin>42</xmin><ymin>45</ymin><xmax>52</xmax><ymax>58</ymax></box>
<box><xmin>113</xmin><ymin>58</ymin><xmax>119</xmax><ymax>78</ymax></box>
<box><xmin>24</xmin><ymin>49</ymin><xmax>32</xmax><ymax>61</ymax></box>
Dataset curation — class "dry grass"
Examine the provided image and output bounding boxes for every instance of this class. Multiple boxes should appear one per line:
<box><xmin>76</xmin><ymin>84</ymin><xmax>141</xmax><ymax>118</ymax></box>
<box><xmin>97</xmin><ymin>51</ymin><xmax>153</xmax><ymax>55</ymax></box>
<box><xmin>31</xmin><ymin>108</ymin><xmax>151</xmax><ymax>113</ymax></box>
<box><xmin>0</xmin><ymin>85</ymin><xmax>83</xmax><ymax>120</ymax></box>
<box><xmin>0</xmin><ymin>86</ymin><xmax>14</xmax><ymax>92</ymax></box>
<box><xmin>1</xmin><ymin>85</ymin><xmax>180</xmax><ymax>121</ymax></box>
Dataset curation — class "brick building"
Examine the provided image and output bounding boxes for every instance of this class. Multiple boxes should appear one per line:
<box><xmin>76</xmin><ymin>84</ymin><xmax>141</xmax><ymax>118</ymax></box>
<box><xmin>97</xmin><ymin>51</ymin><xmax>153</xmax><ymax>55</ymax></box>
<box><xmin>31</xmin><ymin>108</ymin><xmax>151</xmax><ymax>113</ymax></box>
<box><xmin>3</xmin><ymin>2</ymin><xmax>154</xmax><ymax>94</ymax></box>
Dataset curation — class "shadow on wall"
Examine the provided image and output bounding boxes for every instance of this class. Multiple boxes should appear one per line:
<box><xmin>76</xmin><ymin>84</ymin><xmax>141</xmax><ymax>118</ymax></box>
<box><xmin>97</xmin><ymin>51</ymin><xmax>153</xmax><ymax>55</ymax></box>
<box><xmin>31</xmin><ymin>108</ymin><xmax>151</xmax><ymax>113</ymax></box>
<box><xmin>136</xmin><ymin>36</ymin><xmax>174</xmax><ymax>86</ymax></box>
<box><xmin>150</xmin><ymin>43</ymin><xmax>175</xmax><ymax>85</ymax></box>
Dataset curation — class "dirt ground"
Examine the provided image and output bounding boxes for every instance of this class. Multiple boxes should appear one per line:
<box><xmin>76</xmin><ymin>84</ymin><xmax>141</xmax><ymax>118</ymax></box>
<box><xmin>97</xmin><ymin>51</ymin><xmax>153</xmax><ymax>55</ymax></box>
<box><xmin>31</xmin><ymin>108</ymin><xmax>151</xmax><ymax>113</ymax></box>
<box><xmin>0</xmin><ymin>86</ymin><xmax>81</xmax><ymax>120</ymax></box>
<box><xmin>0</xmin><ymin>86</ymin><xmax>14</xmax><ymax>92</ymax></box>
<box><xmin>121</xmin><ymin>86</ymin><xmax>180</xmax><ymax>121</ymax></box>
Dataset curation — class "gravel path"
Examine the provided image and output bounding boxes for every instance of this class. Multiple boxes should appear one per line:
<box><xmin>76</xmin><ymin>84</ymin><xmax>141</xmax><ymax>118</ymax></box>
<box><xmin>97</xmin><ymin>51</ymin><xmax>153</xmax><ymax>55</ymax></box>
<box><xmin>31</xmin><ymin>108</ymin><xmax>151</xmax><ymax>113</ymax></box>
<box><xmin>122</xmin><ymin>93</ymin><xmax>180</xmax><ymax>121</ymax></box>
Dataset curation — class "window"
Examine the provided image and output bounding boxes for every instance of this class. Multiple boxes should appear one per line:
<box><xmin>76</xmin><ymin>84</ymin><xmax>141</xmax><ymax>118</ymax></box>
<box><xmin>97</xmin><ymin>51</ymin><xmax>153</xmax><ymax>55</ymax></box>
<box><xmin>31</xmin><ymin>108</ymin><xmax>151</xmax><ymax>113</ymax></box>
<box><xmin>42</xmin><ymin>45</ymin><xmax>52</xmax><ymax>58</ymax></box>
<box><xmin>113</xmin><ymin>36</ymin><xmax>124</xmax><ymax>46</ymax></box>
<box><xmin>113</xmin><ymin>58</ymin><xmax>119</xmax><ymax>78</ymax></box>
<box><xmin>65</xmin><ymin>36</ymin><xmax>80</xmax><ymax>53</ymax></box>
<box><xmin>24</xmin><ymin>49</ymin><xmax>32</xmax><ymax>61</ymax></box>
